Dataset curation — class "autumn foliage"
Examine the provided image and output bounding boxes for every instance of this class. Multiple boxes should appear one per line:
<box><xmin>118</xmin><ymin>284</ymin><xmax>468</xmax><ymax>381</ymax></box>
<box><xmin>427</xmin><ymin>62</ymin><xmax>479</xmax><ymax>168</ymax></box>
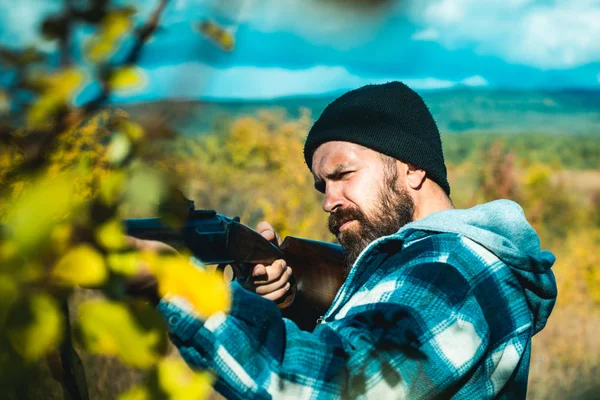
<box><xmin>1</xmin><ymin>1</ymin><xmax>598</xmax><ymax>399</ymax></box>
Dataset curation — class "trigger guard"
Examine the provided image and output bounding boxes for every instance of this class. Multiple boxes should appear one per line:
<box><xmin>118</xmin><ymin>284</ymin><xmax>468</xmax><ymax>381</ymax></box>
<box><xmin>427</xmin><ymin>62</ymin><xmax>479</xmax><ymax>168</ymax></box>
<box><xmin>217</xmin><ymin>263</ymin><xmax>251</xmax><ymax>284</ymax></box>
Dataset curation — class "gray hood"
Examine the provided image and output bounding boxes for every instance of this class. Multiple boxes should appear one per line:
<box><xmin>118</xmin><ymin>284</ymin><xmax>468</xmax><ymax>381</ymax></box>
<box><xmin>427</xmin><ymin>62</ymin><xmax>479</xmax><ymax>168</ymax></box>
<box><xmin>396</xmin><ymin>199</ymin><xmax>557</xmax><ymax>334</ymax></box>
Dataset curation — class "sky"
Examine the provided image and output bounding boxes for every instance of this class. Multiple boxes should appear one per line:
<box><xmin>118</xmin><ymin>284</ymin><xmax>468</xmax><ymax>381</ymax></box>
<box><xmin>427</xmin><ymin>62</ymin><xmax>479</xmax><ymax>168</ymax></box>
<box><xmin>1</xmin><ymin>0</ymin><xmax>600</xmax><ymax>101</ymax></box>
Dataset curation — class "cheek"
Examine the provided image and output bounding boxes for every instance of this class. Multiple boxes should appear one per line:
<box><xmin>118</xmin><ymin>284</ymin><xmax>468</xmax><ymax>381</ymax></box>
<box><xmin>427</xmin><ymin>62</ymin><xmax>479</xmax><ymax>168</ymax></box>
<box><xmin>344</xmin><ymin>175</ymin><xmax>383</xmax><ymax>214</ymax></box>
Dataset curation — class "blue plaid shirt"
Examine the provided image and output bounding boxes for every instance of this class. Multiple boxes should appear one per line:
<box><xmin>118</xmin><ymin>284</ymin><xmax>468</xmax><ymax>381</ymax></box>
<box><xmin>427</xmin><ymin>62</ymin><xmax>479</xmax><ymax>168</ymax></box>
<box><xmin>158</xmin><ymin>200</ymin><xmax>557</xmax><ymax>399</ymax></box>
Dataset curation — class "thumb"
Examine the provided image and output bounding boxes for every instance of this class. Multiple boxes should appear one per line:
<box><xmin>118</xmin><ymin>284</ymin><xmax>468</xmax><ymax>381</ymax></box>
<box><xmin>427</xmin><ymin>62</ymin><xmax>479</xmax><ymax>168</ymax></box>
<box><xmin>252</xmin><ymin>264</ymin><xmax>267</xmax><ymax>278</ymax></box>
<box><xmin>256</xmin><ymin>221</ymin><xmax>282</xmax><ymax>245</ymax></box>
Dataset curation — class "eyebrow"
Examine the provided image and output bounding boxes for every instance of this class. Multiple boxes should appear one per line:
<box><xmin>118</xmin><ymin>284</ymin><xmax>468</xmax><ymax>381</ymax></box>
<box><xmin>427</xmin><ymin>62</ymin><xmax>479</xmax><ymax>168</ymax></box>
<box><xmin>313</xmin><ymin>163</ymin><xmax>354</xmax><ymax>191</ymax></box>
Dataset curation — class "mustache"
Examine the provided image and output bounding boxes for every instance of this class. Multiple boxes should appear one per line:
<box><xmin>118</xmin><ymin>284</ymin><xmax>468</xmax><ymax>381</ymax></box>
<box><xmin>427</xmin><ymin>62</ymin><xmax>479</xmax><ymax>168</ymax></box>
<box><xmin>328</xmin><ymin>207</ymin><xmax>366</xmax><ymax>235</ymax></box>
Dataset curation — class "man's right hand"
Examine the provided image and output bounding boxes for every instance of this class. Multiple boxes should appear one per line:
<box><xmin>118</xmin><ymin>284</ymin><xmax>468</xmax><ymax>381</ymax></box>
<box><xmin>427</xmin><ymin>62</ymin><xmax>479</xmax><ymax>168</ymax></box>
<box><xmin>123</xmin><ymin>236</ymin><xmax>176</xmax><ymax>304</ymax></box>
<box><xmin>243</xmin><ymin>221</ymin><xmax>295</xmax><ymax>307</ymax></box>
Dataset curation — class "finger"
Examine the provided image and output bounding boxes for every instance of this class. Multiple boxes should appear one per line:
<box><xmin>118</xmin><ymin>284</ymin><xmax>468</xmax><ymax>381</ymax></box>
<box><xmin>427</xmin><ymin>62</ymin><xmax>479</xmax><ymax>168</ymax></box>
<box><xmin>252</xmin><ymin>264</ymin><xmax>267</xmax><ymax>278</ymax></box>
<box><xmin>253</xmin><ymin>259</ymin><xmax>287</xmax><ymax>283</ymax></box>
<box><xmin>125</xmin><ymin>236</ymin><xmax>178</xmax><ymax>254</ymax></box>
<box><xmin>256</xmin><ymin>221</ymin><xmax>282</xmax><ymax>245</ymax></box>
<box><xmin>262</xmin><ymin>282</ymin><xmax>291</xmax><ymax>301</ymax></box>
<box><xmin>254</xmin><ymin>267</ymin><xmax>293</xmax><ymax>295</ymax></box>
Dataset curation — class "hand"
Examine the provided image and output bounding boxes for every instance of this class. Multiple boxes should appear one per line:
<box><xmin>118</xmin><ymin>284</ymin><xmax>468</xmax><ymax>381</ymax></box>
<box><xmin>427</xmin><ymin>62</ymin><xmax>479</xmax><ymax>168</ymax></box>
<box><xmin>125</xmin><ymin>236</ymin><xmax>178</xmax><ymax>255</ymax></box>
<box><xmin>245</xmin><ymin>222</ymin><xmax>295</xmax><ymax>307</ymax></box>
<box><xmin>123</xmin><ymin>236</ymin><xmax>178</xmax><ymax>304</ymax></box>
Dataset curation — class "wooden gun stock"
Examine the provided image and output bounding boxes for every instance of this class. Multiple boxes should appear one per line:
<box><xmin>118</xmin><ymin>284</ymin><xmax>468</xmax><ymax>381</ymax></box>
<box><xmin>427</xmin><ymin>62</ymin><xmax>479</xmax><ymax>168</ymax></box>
<box><xmin>278</xmin><ymin>237</ymin><xmax>345</xmax><ymax>314</ymax></box>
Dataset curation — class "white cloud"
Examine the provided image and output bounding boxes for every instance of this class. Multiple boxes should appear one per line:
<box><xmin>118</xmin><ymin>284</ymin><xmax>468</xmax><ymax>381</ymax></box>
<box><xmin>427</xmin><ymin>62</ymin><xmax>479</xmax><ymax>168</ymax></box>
<box><xmin>121</xmin><ymin>62</ymin><xmax>485</xmax><ymax>101</ymax></box>
<box><xmin>208</xmin><ymin>0</ymin><xmax>395</xmax><ymax>48</ymax></box>
<box><xmin>410</xmin><ymin>0</ymin><xmax>600</xmax><ymax>69</ymax></box>
<box><xmin>461</xmin><ymin>75</ymin><xmax>488</xmax><ymax>87</ymax></box>
<box><xmin>411</xmin><ymin>28</ymin><xmax>440</xmax><ymax>41</ymax></box>
<box><xmin>0</xmin><ymin>0</ymin><xmax>61</xmax><ymax>49</ymax></box>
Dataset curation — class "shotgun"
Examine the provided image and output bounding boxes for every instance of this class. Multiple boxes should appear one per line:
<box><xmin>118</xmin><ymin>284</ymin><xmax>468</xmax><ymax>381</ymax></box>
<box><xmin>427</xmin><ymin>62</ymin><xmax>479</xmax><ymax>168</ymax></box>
<box><xmin>124</xmin><ymin>200</ymin><xmax>345</xmax><ymax>330</ymax></box>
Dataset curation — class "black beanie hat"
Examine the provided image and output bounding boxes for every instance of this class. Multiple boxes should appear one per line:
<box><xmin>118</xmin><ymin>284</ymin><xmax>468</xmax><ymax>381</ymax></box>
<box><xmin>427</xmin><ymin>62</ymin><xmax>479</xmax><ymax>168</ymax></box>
<box><xmin>304</xmin><ymin>81</ymin><xmax>450</xmax><ymax>195</ymax></box>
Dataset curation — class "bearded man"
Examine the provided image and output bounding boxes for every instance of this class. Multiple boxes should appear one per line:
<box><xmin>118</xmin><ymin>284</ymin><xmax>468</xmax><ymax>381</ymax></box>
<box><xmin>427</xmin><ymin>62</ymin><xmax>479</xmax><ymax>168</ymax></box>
<box><xmin>155</xmin><ymin>82</ymin><xmax>557</xmax><ymax>399</ymax></box>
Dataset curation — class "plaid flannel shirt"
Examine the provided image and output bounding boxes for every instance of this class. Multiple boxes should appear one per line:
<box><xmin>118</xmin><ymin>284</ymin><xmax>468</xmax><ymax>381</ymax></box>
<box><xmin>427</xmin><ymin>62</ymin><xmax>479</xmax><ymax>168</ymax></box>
<box><xmin>158</xmin><ymin>226</ymin><xmax>541</xmax><ymax>399</ymax></box>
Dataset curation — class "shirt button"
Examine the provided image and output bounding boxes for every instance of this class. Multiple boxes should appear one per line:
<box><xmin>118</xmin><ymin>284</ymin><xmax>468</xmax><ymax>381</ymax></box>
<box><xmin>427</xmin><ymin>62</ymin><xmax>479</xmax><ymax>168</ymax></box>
<box><xmin>168</xmin><ymin>315</ymin><xmax>180</xmax><ymax>326</ymax></box>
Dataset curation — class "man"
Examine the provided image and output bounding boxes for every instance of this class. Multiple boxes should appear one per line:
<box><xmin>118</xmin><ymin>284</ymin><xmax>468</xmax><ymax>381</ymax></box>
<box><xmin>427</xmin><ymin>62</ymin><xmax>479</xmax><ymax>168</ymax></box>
<box><xmin>156</xmin><ymin>82</ymin><xmax>557</xmax><ymax>399</ymax></box>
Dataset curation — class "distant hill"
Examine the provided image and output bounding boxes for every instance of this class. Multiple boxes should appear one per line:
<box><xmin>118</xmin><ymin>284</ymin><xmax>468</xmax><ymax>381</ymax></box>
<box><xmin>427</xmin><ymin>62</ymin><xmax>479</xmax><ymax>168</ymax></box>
<box><xmin>118</xmin><ymin>89</ymin><xmax>600</xmax><ymax>136</ymax></box>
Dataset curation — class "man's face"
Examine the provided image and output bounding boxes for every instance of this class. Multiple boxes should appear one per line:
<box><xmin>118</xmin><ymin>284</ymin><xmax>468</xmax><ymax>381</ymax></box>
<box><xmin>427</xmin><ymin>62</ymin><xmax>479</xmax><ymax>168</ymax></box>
<box><xmin>312</xmin><ymin>141</ymin><xmax>415</xmax><ymax>270</ymax></box>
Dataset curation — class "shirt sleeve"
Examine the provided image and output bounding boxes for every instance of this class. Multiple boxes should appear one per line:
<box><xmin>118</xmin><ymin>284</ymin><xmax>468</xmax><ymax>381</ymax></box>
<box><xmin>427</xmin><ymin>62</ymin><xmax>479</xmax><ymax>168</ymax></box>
<box><xmin>157</xmin><ymin>259</ymin><xmax>491</xmax><ymax>400</ymax></box>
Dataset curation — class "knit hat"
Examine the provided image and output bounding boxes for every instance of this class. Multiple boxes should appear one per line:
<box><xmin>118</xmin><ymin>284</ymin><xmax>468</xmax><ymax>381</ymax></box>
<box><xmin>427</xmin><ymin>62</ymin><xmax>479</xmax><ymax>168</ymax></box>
<box><xmin>304</xmin><ymin>81</ymin><xmax>450</xmax><ymax>195</ymax></box>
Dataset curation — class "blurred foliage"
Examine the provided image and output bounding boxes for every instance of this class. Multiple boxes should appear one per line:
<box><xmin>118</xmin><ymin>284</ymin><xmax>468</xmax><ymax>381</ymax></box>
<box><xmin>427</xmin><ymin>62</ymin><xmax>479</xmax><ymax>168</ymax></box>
<box><xmin>0</xmin><ymin>1</ymin><xmax>234</xmax><ymax>399</ymax></box>
<box><xmin>0</xmin><ymin>0</ymin><xmax>598</xmax><ymax>398</ymax></box>
<box><xmin>147</xmin><ymin>108</ymin><xmax>600</xmax><ymax>399</ymax></box>
<box><xmin>151</xmin><ymin>108</ymin><xmax>329</xmax><ymax>241</ymax></box>
<box><xmin>197</xmin><ymin>20</ymin><xmax>235</xmax><ymax>52</ymax></box>
<box><xmin>443</xmin><ymin>132</ymin><xmax>600</xmax><ymax>170</ymax></box>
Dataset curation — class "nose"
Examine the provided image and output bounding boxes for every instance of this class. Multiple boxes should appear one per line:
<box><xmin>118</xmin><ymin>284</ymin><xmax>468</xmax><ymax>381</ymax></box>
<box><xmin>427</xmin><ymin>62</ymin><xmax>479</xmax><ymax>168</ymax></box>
<box><xmin>322</xmin><ymin>183</ymin><xmax>344</xmax><ymax>213</ymax></box>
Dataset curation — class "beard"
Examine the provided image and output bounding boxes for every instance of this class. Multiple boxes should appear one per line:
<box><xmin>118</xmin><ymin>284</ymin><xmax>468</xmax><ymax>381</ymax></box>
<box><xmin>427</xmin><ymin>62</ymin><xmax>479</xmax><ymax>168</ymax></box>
<box><xmin>328</xmin><ymin>180</ymin><xmax>415</xmax><ymax>273</ymax></box>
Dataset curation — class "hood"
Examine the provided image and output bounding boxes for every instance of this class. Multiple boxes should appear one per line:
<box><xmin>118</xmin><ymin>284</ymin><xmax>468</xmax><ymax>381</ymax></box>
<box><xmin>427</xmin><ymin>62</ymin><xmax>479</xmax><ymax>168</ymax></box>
<box><xmin>396</xmin><ymin>199</ymin><xmax>557</xmax><ymax>334</ymax></box>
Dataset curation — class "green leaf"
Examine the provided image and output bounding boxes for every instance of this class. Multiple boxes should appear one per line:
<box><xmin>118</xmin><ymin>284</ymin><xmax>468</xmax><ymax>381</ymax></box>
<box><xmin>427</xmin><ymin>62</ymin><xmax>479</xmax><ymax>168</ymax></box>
<box><xmin>51</xmin><ymin>244</ymin><xmax>108</xmax><ymax>287</ymax></box>
<box><xmin>4</xmin><ymin>174</ymin><xmax>80</xmax><ymax>255</ymax></box>
<box><xmin>75</xmin><ymin>300</ymin><xmax>165</xmax><ymax>368</ymax></box>
<box><xmin>7</xmin><ymin>294</ymin><xmax>64</xmax><ymax>361</ymax></box>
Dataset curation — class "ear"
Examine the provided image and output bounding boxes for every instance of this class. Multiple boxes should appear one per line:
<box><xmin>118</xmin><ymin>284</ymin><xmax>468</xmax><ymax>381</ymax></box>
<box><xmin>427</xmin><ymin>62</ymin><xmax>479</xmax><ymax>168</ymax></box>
<box><xmin>404</xmin><ymin>163</ymin><xmax>426</xmax><ymax>190</ymax></box>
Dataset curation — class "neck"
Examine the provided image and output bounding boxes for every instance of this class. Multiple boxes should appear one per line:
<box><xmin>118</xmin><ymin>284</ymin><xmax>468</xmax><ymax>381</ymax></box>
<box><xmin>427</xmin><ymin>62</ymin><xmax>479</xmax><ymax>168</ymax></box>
<box><xmin>412</xmin><ymin>184</ymin><xmax>454</xmax><ymax>221</ymax></box>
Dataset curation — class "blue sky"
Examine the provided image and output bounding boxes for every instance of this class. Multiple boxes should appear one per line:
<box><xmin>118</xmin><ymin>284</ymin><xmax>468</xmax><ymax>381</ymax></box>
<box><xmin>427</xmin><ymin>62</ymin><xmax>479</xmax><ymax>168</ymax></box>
<box><xmin>1</xmin><ymin>0</ymin><xmax>600</xmax><ymax>101</ymax></box>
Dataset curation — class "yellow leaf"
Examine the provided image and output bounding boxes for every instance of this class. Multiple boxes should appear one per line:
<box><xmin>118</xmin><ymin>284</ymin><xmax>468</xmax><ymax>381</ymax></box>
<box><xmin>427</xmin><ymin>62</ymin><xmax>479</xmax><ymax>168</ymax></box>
<box><xmin>5</xmin><ymin>174</ymin><xmax>79</xmax><ymax>254</ymax></box>
<box><xmin>96</xmin><ymin>218</ymin><xmax>126</xmax><ymax>251</ymax></box>
<box><xmin>119</xmin><ymin>120</ymin><xmax>145</xmax><ymax>142</ymax></box>
<box><xmin>156</xmin><ymin>256</ymin><xmax>230</xmax><ymax>319</ymax></box>
<box><xmin>85</xmin><ymin>9</ymin><xmax>134</xmax><ymax>62</ymax></box>
<box><xmin>86</xmin><ymin>41</ymin><xmax>113</xmax><ymax>63</ymax></box>
<box><xmin>98</xmin><ymin>170</ymin><xmax>126</xmax><ymax>205</ymax></box>
<box><xmin>107</xmin><ymin>251</ymin><xmax>147</xmax><ymax>276</ymax></box>
<box><xmin>218</xmin><ymin>32</ymin><xmax>235</xmax><ymax>52</ymax></box>
<box><xmin>7</xmin><ymin>294</ymin><xmax>64</xmax><ymax>361</ymax></box>
<box><xmin>76</xmin><ymin>300</ymin><xmax>164</xmax><ymax>368</ymax></box>
<box><xmin>109</xmin><ymin>67</ymin><xmax>146</xmax><ymax>92</ymax></box>
<box><xmin>157</xmin><ymin>357</ymin><xmax>214</xmax><ymax>400</ymax></box>
<box><xmin>26</xmin><ymin>94</ymin><xmax>62</xmax><ymax>129</ymax></box>
<box><xmin>106</xmin><ymin>132</ymin><xmax>132</xmax><ymax>165</ymax></box>
<box><xmin>52</xmin><ymin>244</ymin><xmax>107</xmax><ymax>286</ymax></box>
<box><xmin>198</xmin><ymin>20</ymin><xmax>235</xmax><ymax>51</ymax></box>
<box><xmin>53</xmin><ymin>68</ymin><xmax>86</xmax><ymax>98</ymax></box>
<box><xmin>26</xmin><ymin>68</ymin><xmax>85</xmax><ymax>129</ymax></box>
<box><xmin>104</xmin><ymin>9</ymin><xmax>135</xmax><ymax>40</ymax></box>
<box><xmin>50</xmin><ymin>223</ymin><xmax>73</xmax><ymax>255</ymax></box>
<box><xmin>118</xmin><ymin>386</ymin><xmax>149</xmax><ymax>400</ymax></box>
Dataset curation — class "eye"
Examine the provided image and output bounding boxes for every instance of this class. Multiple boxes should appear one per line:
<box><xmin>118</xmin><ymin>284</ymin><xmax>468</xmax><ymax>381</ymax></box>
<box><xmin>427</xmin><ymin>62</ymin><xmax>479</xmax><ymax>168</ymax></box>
<box><xmin>339</xmin><ymin>171</ymin><xmax>354</xmax><ymax>179</ymax></box>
